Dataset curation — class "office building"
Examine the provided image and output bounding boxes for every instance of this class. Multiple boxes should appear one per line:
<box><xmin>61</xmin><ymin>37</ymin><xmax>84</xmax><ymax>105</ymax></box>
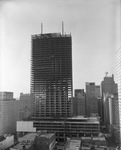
<box><xmin>72</xmin><ymin>89</ymin><xmax>86</xmax><ymax>116</ymax></box>
<box><xmin>19</xmin><ymin>93</ymin><xmax>32</xmax><ymax>120</ymax></box>
<box><xmin>0</xmin><ymin>92</ymin><xmax>17</xmax><ymax>136</ymax></box>
<box><xmin>115</xmin><ymin>47</ymin><xmax>121</xmax><ymax>145</ymax></box>
<box><xmin>101</xmin><ymin>75</ymin><xmax>118</xmax><ymax>124</ymax></box>
<box><xmin>75</xmin><ymin>89</ymin><xmax>85</xmax><ymax>98</ymax></box>
<box><xmin>17</xmin><ymin>116</ymin><xmax>100</xmax><ymax>140</ymax></box>
<box><xmin>85</xmin><ymin>82</ymin><xmax>98</xmax><ymax>116</ymax></box>
<box><xmin>0</xmin><ymin>92</ymin><xmax>13</xmax><ymax>101</ymax></box>
<box><xmin>0</xmin><ymin>92</ymin><xmax>32</xmax><ymax>136</ymax></box>
<box><xmin>95</xmin><ymin>85</ymin><xmax>101</xmax><ymax>98</ymax></box>
<box><xmin>111</xmin><ymin>93</ymin><xmax>120</xmax><ymax>143</ymax></box>
<box><xmin>31</xmin><ymin>32</ymin><xmax>72</xmax><ymax>118</ymax></box>
<box><xmin>101</xmin><ymin>74</ymin><xmax>118</xmax><ymax>95</ymax></box>
<box><xmin>103</xmin><ymin>94</ymin><xmax>113</xmax><ymax>130</ymax></box>
<box><xmin>97</xmin><ymin>97</ymin><xmax>103</xmax><ymax>120</ymax></box>
<box><xmin>29</xmin><ymin>30</ymin><xmax>99</xmax><ymax>141</ymax></box>
<box><xmin>101</xmin><ymin>74</ymin><xmax>120</xmax><ymax>144</ymax></box>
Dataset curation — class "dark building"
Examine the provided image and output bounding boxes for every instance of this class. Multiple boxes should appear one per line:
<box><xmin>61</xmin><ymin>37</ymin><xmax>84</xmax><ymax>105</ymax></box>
<box><xmin>85</xmin><ymin>82</ymin><xmax>98</xmax><ymax>116</ymax></box>
<box><xmin>31</xmin><ymin>33</ymin><xmax>72</xmax><ymax>118</ymax></box>
<box><xmin>72</xmin><ymin>89</ymin><xmax>86</xmax><ymax>116</ymax></box>
<box><xmin>101</xmin><ymin>74</ymin><xmax>118</xmax><ymax>95</ymax></box>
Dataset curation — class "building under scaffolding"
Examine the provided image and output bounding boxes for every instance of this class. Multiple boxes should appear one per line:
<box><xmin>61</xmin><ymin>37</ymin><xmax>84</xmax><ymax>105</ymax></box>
<box><xmin>31</xmin><ymin>33</ymin><xmax>72</xmax><ymax>118</ymax></box>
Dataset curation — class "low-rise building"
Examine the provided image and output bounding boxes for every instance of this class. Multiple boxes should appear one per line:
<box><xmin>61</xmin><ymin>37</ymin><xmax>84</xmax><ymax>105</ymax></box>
<box><xmin>81</xmin><ymin>136</ymin><xmax>107</xmax><ymax>150</ymax></box>
<box><xmin>11</xmin><ymin>132</ymin><xmax>56</xmax><ymax>150</ymax></box>
<box><xmin>10</xmin><ymin>133</ymin><xmax>37</xmax><ymax>150</ymax></box>
<box><xmin>65</xmin><ymin>139</ymin><xmax>81</xmax><ymax>150</ymax></box>
<box><xmin>17</xmin><ymin>116</ymin><xmax>100</xmax><ymax>141</ymax></box>
<box><xmin>0</xmin><ymin>134</ymin><xmax>14</xmax><ymax>150</ymax></box>
<box><xmin>92</xmin><ymin>137</ymin><xmax>107</xmax><ymax>147</ymax></box>
<box><xmin>35</xmin><ymin>133</ymin><xmax>56</xmax><ymax>150</ymax></box>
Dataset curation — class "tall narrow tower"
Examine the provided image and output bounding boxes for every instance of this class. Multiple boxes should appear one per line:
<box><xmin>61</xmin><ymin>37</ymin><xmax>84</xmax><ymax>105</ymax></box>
<box><xmin>115</xmin><ymin>47</ymin><xmax>121</xmax><ymax>145</ymax></box>
<box><xmin>85</xmin><ymin>82</ymin><xmax>98</xmax><ymax>116</ymax></box>
<box><xmin>31</xmin><ymin>32</ymin><xmax>72</xmax><ymax>118</ymax></box>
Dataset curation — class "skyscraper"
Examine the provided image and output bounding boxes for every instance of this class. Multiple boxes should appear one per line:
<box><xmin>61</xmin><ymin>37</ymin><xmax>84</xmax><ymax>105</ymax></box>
<box><xmin>86</xmin><ymin>83</ymin><xmax>99</xmax><ymax>116</ymax></box>
<box><xmin>31</xmin><ymin>33</ymin><xmax>72</xmax><ymax>118</ymax></box>
<box><xmin>115</xmin><ymin>48</ymin><xmax>121</xmax><ymax>145</ymax></box>
<box><xmin>101</xmin><ymin>74</ymin><xmax>118</xmax><ymax>95</ymax></box>
<box><xmin>72</xmin><ymin>89</ymin><xmax>86</xmax><ymax>116</ymax></box>
<box><xmin>101</xmin><ymin>74</ymin><xmax>118</xmax><ymax>124</ymax></box>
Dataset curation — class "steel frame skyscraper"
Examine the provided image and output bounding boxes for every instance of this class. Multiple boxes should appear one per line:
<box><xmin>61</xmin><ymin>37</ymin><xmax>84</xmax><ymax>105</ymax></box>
<box><xmin>31</xmin><ymin>33</ymin><xmax>72</xmax><ymax>118</ymax></box>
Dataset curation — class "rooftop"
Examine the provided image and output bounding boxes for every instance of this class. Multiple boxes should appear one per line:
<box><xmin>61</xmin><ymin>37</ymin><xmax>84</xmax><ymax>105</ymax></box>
<box><xmin>81</xmin><ymin>137</ymin><xmax>91</xmax><ymax>140</ymax></box>
<box><xmin>32</xmin><ymin>33</ymin><xmax>71</xmax><ymax>39</ymax></box>
<box><xmin>93</xmin><ymin>137</ymin><xmax>106</xmax><ymax>141</ymax></box>
<box><xmin>12</xmin><ymin>142</ymin><xmax>33</xmax><ymax>150</ymax></box>
<box><xmin>0</xmin><ymin>134</ymin><xmax>13</xmax><ymax>142</ymax></box>
<box><xmin>18</xmin><ymin>133</ymin><xmax>37</xmax><ymax>142</ymax></box>
<box><xmin>25</xmin><ymin>116</ymin><xmax>100</xmax><ymax>124</ymax></box>
<box><xmin>40</xmin><ymin>133</ymin><xmax>55</xmax><ymax>139</ymax></box>
<box><xmin>66</xmin><ymin>140</ymin><xmax>81</xmax><ymax>150</ymax></box>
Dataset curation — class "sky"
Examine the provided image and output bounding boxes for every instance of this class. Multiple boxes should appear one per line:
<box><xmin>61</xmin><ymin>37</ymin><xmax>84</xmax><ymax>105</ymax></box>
<box><xmin>0</xmin><ymin>0</ymin><xmax>120</xmax><ymax>98</ymax></box>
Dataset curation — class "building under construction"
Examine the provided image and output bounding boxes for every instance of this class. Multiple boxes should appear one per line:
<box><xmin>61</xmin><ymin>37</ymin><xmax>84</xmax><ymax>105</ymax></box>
<box><xmin>31</xmin><ymin>32</ymin><xmax>72</xmax><ymax>118</ymax></box>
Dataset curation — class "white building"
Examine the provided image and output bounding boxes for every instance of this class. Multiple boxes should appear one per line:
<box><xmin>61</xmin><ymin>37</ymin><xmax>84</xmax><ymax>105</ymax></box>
<box><xmin>115</xmin><ymin>47</ymin><xmax>121</xmax><ymax>145</ymax></box>
<box><xmin>0</xmin><ymin>92</ymin><xmax>32</xmax><ymax>136</ymax></box>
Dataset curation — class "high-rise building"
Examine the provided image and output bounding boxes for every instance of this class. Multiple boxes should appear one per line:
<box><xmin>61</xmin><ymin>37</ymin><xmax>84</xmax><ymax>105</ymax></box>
<box><xmin>19</xmin><ymin>93</ymin><xmax>32</xmax><ymax>120</ymax></box>
<box><xmin>101</xmin><ymin>75</ymin><xmax>118</xmax><ymax>124</ymax></box>
<box><xmin>85</xmin><ymin>82</ymin><xmax>98</xmax><ymax>116</ymax></box>
<box><xmin>0</xmin><ymin>92</ymin><xmax>14</xmax><ymax>101</ymax></box>
<box><xmin>0</xmin><ymin>92</ymin><xmax>32</xmax><ymax>136</ymax></box>
<box><xmin>95</xmin><ymin>85</ymin><xmax>101</xmax><ymax>98</ymax></box>
<box><xmin>0</xmin><ymin>92</ymin><xmax>17</xmax><ymax>136</ymax></box>
<box><xmin>75</xmin><ymin>89</ymin><xmax>85</xmax><ymax>98</ymax></box>
<box><xmin>101</xmin><ymin>74</ymin><xmax>120</xmax><ymax>143</ymax></box>
<box><xmin>101</xmin><ymin>74</ymin><xmax>118</xmax><ymax>95</ymax></box>
<box><xmin>115</xmin><ymin>48</ymin><xmax>121</xmax><ymax>145</ymax></box>
<box><xmin>72</xmin><ymin>89</ymin><xmax>86</xmax><ymax>116</ymax></box>
<box><xmin>31</xmin><ymin>33</ymin><xmax>72</xmax><ymax>118</ymax></box>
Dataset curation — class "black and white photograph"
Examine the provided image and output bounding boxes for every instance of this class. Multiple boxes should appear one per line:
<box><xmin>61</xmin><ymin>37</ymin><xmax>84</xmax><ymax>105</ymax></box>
<box><xmin>0</xmin><ymin>0</ymin><xmax>121</xmax><ymax>149</ymax></box>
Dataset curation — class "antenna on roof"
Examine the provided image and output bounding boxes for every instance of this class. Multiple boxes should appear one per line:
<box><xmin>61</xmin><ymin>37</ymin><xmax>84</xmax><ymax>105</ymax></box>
<box><xmin>62</xmin><ymin>21</ymin><xmax>64</xmax><ymax>35</ymax></box>
<box><xmin>41</xmin><ymin>23</ymin><xmax>43</xmax><ymax>34</ymax></box>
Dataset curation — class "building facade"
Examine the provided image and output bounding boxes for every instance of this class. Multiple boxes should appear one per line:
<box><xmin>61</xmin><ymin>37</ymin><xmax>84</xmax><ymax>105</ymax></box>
<box><xmin>19</xmin><ymin>93</ymin><xmax>32</xmax><ymax>120</ymax></box>
<box><xmin>0</xmin><ymin>92</ymin><xmax>16</xmax><ymax>135</ymax></box>
<box><xmin>0</xmin><ymin>92</ymin><xmax>32</xmax><ymax>136</ymax></box>
<box><xmin>95</xmin><ymin>85</ymin><xmax>101</xmax><ymax>98</ymax></box>
<box><xmin>31</xmin><ymin>33</ymin><xmax>72</xmax><ymax>118</ymax></box>
<box><xmin>17</xmin><ymin>116</ymin><xmax>100</xmax><ymax>140</ymax></box>
<box><xmin>0</xmin><ymin>92</ymin><xmax>13</xmax><ymax>101</ymax></box>
<box><xmin>101</xmin><ymin>75</ymin><xmax>118</xmax><ymax>125</ymax></box>
<box><xmin>72</xmin><ymin>89</ymin><xmax>86</xmax><ymax>116</ymax></box>
<box><xmin>101</xmin><ymin>74</ymin><xmax>118</xmax><ymax>95</ymax></box>
<box><xmin>115</xmin><ymin>47</ymin><xmax>121</xmax><ymax>145</ymax></box>
<box><xmin>85</xmin><ymin>83</ymin><xmax>98</xmax><ymax>116</ymax></box>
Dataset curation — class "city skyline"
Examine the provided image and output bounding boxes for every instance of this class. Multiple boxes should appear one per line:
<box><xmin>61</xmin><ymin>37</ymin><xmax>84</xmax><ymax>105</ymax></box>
<box><xmin>0</xmin><ymin>0</ymin><xmax>120</xmax><ymax>98</ymax></box>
